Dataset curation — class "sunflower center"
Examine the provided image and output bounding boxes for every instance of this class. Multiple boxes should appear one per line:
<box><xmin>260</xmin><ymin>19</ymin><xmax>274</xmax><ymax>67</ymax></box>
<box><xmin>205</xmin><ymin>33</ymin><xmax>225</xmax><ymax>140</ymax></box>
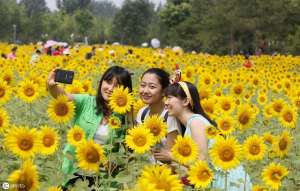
<box><xmin>273</xmin><ymin>103</ymin><xmax>282</xmax><ymax>113</ymax></box>
<box><xmin>204</xmin><ymin>105</ymin><xmax>213</xmax><ymax>114</ymax></box>
<box><xmin>197</xmin><ymin>170</ymin><xmax>210</xmax><ymax>181</ymax></box>
<box><xmin>133</xmin><ymin>135</ymin><xmax>147</xmax><ymax>147</ymax></box>
<box><xmin>279</xmin><ymin>138</ymin><xmax>287</xmax><ymax>150</ymax></box>
<box><xmin>239</xmin><ymin>112</ymin><xmax>250</xmax><ymax>125</ymax></box>
<box><xmin>83</xmin><ymin>85</ymin><xmax>89</xmax><ymax>92</ymax></box>
<box><xmin>86</xmin><ymin>147</ymin><xmax>100</xmax><ymax>163</ymax></box>
<box><xmin>186</xmin><ymin>71</ymin><xmax>192</xmax><ymax>78</ymax></box>
<box><xmin>110</xmin><ymin>118</ymin><xmax>119</xmax><ymax>126</ymax></box>
<box><xmin>219</xmin><ymin>147</ymin><xmax>234</xmax><ymax>162</ymax></box>
<box><xmin>207</xmin><ymin>127</ymin><xmax>217</xmax><ymax>136</ymax></box>
<box><xmin>54</xmin><ymin>103</ymin><xmax>69</xmax><ymax>116</ymax></box>
<box><xmin>178</xmin><ymin>144</ymin><xmax>192</xmax><ymax>157</ymax></box>
<box><xmin>155</xmin><ymin>180</ymin><xmax>171</xmax><ymax>191</ymax></box>
<box><xmin>204</xmin><ymin>78</ymin><xmax>210</xmax><ymax>85</ymax></box>
<box><xmin>271</xmin><ymin>171</ymin><xmax>282</xmax><ymax>181</ymax></box>
<box><xmin>73</xmin><ymin>132</ymin><xmax>83</xmax><ymax>142</ymax></box>
<box><xmin>220</xmin><ymin>121</ymin><xmax>231</xmax><ymax>131</ymax></box>
<box><xmin>116</xmin><ymin>96</ymin><xmax>127</xmax><ymax>107</ymax></box>
<box><xmin>17</xmin><ymin>172</ymin><xmax>34</xmax><ymax>191</ymax></box>
<box><xmin>24</xmin><ymin>87</ymin><xmax>35</xmax><ymax>97</ymax></box>
<box><xmin>3</xmin><ymin>76</ymin><xmax>11</xmax><ymax>85</ymax></box>
<box><xmin>249</xmin><ymin>144</ymin><xmax>260</xmax><ymax>155</ymax></box>
<box><xmin>295</xmin><ymin>100</ymin><xmax>300</xmax><ymax>108</ymax></box>
<box><xmin>150</xmin><ymin>125</ymin><xmax>161</xmax><ymax>136</ymax></box>
<box><xmin>283</xmin><ymin>112</ymin><xmax>293</xmax><ymax>122</ymax></box>
<box><xmin>0</xmin><ymin>88</ymin><xmax>5</xmax><ymax>98</ymax></box>
<box><xmin>259</xmin><ymin>96</ymin><xmax>265</xmax><ymax>102</ymax></box>
<box><xmin>222</xmin><ymin>102</ymin><xmax>231</xmax><ymax>111</ymax></box>
<box><xmin>18</xmin><ymin>138</ymin><xmax>33</xmax><ymax>151</ymax></box>
<box><xmin>234</xmin><ymin>86</ymin><xmax>242</xmax><ymax>95</ymax></box>
<box><xmin>0</xmin><ymin>117</ymin><xmax>3</xmax><ymax>127</ymax></box>
<box><xmin>43</xmin><ymin>135</ymin><xmax>55</xmax><ymax>147</ymax></box>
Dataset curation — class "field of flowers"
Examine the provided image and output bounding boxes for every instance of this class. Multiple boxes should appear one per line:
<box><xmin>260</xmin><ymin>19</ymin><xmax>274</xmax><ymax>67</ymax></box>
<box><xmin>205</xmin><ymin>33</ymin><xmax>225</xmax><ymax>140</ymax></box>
<box><xmin>0</xmin><ymin>43</ymin><xmax>299</xmax><ymax>191</ymax></box>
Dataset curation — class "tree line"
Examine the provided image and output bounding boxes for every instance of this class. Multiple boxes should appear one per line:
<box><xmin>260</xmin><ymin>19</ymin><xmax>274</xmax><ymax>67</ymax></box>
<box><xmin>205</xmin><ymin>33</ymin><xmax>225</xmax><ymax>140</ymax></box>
<box><xmin>1</xmin><ymin>0</ymin><xmax>300</xmax><ymax>54</ymax></box>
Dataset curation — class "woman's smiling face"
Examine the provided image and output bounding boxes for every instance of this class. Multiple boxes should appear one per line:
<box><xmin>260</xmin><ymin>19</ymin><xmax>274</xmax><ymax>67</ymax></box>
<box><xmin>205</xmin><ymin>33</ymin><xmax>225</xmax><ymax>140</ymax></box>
<box><xmin>139</xmin><ymin>73</ymin><xmax>164</xmax><ymax>105</ymax></box>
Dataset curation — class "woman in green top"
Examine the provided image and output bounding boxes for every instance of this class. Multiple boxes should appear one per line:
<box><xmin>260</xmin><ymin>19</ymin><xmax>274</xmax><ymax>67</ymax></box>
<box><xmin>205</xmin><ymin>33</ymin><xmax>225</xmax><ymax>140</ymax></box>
<box><xmin>47</xmin><ymin>66</ymin><xmax>132</xmax><ymax>190</ymax></box>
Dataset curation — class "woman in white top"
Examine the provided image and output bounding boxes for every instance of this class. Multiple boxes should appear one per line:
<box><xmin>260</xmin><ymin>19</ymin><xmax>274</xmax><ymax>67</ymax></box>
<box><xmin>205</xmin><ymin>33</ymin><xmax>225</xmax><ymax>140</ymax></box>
<box><xmin>136</xmin><ymin>68</ymin><xmax>179</xmax><ymax>162</ymax></box>
<box><xmin>154</xmin><ymin>81</ymin><xmax>252</xmax><ymax>191</ymax></box>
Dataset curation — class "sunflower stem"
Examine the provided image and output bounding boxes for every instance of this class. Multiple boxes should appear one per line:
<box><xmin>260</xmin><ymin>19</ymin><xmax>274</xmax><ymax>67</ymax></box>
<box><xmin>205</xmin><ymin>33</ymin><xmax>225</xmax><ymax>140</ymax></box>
<box><xmin>244</xmin><ymin>170</ymin><xmax>247</xmax><ymax>191</ymax></box>
<box><xmin>225</xmin><ymin>171</ymin><xmax>228</xmax><ymax>191</ymax></box>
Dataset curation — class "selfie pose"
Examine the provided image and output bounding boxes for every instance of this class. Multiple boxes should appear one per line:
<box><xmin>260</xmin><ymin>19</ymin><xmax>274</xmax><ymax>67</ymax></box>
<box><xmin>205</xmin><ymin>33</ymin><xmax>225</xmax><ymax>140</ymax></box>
<box><xmin>47</xmin><ymin>66</ymin><xmax>132</xmax><ymax>190</ymax></box>
<box><xmin>136</xmin><ymin>68</ymin><xmax>179</xmax><ymax>162</ymax></box>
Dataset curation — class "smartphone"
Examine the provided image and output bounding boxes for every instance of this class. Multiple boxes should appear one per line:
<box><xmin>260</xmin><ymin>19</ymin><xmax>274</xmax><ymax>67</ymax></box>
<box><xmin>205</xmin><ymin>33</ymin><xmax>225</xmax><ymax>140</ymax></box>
<box><xmin>54</xmin><ymin>69</ymin><xmax>74</xmax><ymax>84</ymax></box>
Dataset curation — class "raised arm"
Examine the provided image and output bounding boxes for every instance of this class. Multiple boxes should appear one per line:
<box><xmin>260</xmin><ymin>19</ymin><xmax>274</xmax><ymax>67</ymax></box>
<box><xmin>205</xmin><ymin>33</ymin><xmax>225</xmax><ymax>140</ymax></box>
<box><xmin>46</xmin><ymin>68</ymin><xmax>74</xmax><ymax>101</ymax></box>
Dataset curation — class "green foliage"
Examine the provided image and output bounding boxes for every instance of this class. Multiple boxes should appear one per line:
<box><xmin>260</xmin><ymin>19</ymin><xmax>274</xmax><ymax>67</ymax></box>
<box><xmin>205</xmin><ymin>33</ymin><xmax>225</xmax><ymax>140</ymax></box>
<box><xmin>111</xmin><ymin>0</ymin><xmax>155</xmax><ymax>45</ymax></box>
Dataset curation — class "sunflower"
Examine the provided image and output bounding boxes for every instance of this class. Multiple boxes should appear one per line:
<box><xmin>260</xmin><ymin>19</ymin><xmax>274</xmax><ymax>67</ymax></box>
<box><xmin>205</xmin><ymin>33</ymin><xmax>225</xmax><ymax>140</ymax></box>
<box><xmin>108</xmin><ymin>115</ymin><xmax>122</xmax><ymax>129</ymax></box>
<box><xmin>271</xmin><ymin>99</ymin><xmax>286</xmax><ymax>116</ymax></box>
<box><xmin>133</xmin><ymin>99</ymin><xmax>145</xmax><ymax>117</ymax></box>
<box><xmin>66</xmin><ymin>80</ymin><xmax>84</xmax><ymax>94</ymax></box>
<box><xmin>125</xmin><ymin>126</ymin><xmax>155</xmax><ymax>154</ymax></box>
<box><xmin>17</xmin><ymin>80</ymin><xmax>39</xmax><ymax>103</ymax></box>
<box><xmin>216</xmin><ymin>115</ymin><xmax>235</xmax><ymax>136</ymax></box>
<box><xmin>263</xmin><ymin>104</ymin><xmax>274</xmax><ymax>119</ymax></box>
<box><xmin>76</xmin><ymin>140</ymin><xmax>106</xmax><ymax>173</ymax></box>
<box><xmin>243</xmin><ymin>135</ymin><xmax>266</xmax><ymax>161</ymax></box>
<box><xmin>257</xmin><ymin>93</ymin><xmax>268</xmax><ymax>106</ymax></box>
<box><xmin>209</xmin><ymin>136</ymin><xmax>242</xmax><ymax>171</ymax></box>
<box><xmin>171</xmin><ymin>136</ymin><xmax>198</xmax><ymax>165</ymax></box>
<box><xmin>263</xmin><ymin>132</ymin><xmax>274</xmax><ymax>144</ymax></box>
<box><xmin>47</xmin><ymin>187</ymin><xmax>62</xmax><ymax>191</ymax></box>
<box><xmin>67</xmin><ymin>125</ymin><xmax>86</xmax><ymax>146</ymax></box>
<box><xmin>39</xmin><ymin>126</ymin><xmax>60</xmax><ymax>155</ymax></box>
<box><xmin>47</xmin><ymin>95</ymin><xmax>75</xmax><ymax>124</ymax></box>
<box><xmin>8</xmin><ymin>160</ymin><xmax>39</xmax><ymax>191</ymax></box>
<box><xmin>136</xmin><ymin>165</ymin><xmax>183</xmax><ymax>191</ymax></box>
<box><xmin>236</xmin><ymin>104</ymin><xmax>256</xmax><ymax>130</ymax></box>
<box><xmin>0</xmin><ymin>108</ymin><xmax>10</xmax><ymax>134</ymax></box>
<box><xmin>0</xmin><ymin>80</ymin><xmax>11</xmax><ymax>105</ymax></box>
<box><xmin>279</xmin><ymin>106</ymin><xmax>297</xmax><ymax>128</ymax></box>
<box><xmin>252</xmin><ymin>185</ymin><xmax>267</xmax><ymax>191</ymax></box>
<box><xmin>292</xmin><ymin>96</ymin><xmax>300</xmax><ymax>109</ymax></box>
<box><xmin>109</xmin><ymin>86</ymin><xmax>134</xmax><ymax>114</ymax></box>
<box><xmin>217</xmin><ymin>96</ymin><xmax>235</xmax><ymax>114</ymax></box>
<box><xmin>201</xmin><ymin>98</ymin><xmax>216</xmax><ymax>118</ymax></box>
<box><xmin>142</xmin><ymin>115</ymin><xmax>167</xmax><ymax>143</ymax></box>
<box><xmin>205</xmin><ymin>125</ymin><xmax>220</xmax><ymax>139</ymax></box>
<box><xmin>273</xmin><ymin>130</ymin><xmax>292</xmax><ymax>158</ymax></box>
<box><xmin>231</xmin><ymin>83</ymin><xmax>244</xmax><ymax>97</ymax></box>
<box><xmin>1</xmin><ymin>69</ymin><xmax>14</xmax><ymax>86</ymax></box>
<box><xmin>4</xmin><ymin>126</ymin><xmax>41</xmax><ymax>158</ymax></box>
<box><xmin>261</xmin><ymin>163</ymin><xmax>288</xmax><ymax>190</ymax></box>
<box><xmin>188</xmin><ymin>160</ymin><xmax>213</xmax><ymax>189</ymax></box>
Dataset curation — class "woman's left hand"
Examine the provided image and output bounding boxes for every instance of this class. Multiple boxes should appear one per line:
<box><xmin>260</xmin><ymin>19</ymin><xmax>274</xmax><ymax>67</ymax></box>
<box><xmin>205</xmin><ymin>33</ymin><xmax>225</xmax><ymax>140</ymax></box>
<box><xmin>153</xmin><ymin>148</ymin><xmax>172</xmax><ymax>161</ymax></box>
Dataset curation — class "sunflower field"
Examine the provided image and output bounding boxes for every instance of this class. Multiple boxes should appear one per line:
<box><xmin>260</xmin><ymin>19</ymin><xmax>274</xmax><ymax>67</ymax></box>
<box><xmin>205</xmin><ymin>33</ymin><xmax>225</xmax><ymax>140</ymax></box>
<box><xmin>0</xmin><ymin>43</ymin><xmax>299</xmax><ymax>191</ymax></box>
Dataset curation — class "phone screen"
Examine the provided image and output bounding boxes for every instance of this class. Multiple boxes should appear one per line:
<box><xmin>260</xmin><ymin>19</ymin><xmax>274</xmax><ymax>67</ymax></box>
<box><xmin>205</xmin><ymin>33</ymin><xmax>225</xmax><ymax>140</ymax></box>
<box><xmin>54</xmin><ymin>69</ymin><xmax>74</xmax><ymax>84</ymax></box>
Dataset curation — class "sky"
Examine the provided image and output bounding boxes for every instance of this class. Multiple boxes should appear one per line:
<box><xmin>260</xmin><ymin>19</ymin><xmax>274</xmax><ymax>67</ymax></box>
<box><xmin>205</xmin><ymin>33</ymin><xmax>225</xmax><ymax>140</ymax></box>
<box><xmin>45</xmin><ymin>0</ymin><xmax>166</xmax><ymax>11</ymax></box>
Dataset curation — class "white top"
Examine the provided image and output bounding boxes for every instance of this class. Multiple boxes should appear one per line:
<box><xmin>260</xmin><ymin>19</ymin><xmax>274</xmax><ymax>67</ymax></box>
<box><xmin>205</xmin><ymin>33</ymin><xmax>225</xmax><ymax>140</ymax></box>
<box><xmin>136</xmin><ymin>106</ymin><xmax>179</xmax><ymax>133</ymax></box>
<box><xmin>94</xmin><ymin>124</ymin><xmax>109</xmax><ymax>145</ymax></box>
<box><xmin>184</xmin><ymin>114</ymin><xmax>211</xmax><ymax>137</ymax></box>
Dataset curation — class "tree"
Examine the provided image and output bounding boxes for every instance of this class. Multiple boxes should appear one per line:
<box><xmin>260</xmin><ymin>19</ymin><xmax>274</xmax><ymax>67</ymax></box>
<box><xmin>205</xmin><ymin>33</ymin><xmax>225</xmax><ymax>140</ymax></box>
<box><xmin>74</xmin><ymin>9</ymin><xmax>94</xmax><ymax>36</ymax></box>
<box><xmin>58</xmin><ymin>0</ymin><xmax>91</xmax><ymax>14</ymax></box>
<box><xmin>20</xmin><ymin>0</ymin><xmax>49</xmax><ymax>17</ymax></box>
<box><xmin>111</xmin><ymin>0</ymin><xmax>155</xmax><ymax>45</ymax></box>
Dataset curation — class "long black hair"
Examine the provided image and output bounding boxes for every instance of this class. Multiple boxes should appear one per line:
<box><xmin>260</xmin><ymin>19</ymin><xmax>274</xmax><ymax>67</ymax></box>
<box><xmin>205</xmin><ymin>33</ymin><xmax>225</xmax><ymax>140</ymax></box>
<box><xmin>141</xmin><ymin>68</ymin><xmax>170</xmax><ymax>90</ymax></box>
<box><xmin>165</xmin><ymin>81</ymin><xmax>217</xmax><ymax>126</ymax></box>
<box><xmin>96</xmin><ymin>66</ymin><xmax>132</xmax><ymax>116</ymax></box>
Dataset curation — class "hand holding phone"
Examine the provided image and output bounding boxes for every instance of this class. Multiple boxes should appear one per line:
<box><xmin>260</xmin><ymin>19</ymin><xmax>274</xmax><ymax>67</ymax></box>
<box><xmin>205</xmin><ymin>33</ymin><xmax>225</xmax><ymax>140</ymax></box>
<box><xmin>54</xmin><ymin>69</ymin><xmax>74</xmax><ymax>84</ymax></box>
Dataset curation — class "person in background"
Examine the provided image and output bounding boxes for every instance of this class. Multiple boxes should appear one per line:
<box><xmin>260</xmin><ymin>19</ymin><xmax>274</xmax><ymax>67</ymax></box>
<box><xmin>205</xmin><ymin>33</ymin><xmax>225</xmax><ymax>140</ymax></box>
<box><xmin>8</xmin><ymin>46</ymin><xmax>17</xmax><ymax>60</ymax></box>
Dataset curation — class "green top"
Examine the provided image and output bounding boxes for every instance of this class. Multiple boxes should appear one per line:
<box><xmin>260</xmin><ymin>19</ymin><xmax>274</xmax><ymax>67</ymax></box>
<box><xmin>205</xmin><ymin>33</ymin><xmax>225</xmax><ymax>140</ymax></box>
<box><xmin>62</xmin><ymin>94</ymin><xmax>103</xmax><ymax>182</ymax></box>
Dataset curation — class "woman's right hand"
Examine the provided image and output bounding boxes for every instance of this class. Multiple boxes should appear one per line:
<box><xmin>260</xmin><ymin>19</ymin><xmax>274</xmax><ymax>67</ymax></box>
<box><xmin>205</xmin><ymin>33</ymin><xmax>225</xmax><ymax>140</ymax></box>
<box><xmin>47</xmin><ymin>68</ymin><xmax>58</xmax><ymax>87</ymax></box>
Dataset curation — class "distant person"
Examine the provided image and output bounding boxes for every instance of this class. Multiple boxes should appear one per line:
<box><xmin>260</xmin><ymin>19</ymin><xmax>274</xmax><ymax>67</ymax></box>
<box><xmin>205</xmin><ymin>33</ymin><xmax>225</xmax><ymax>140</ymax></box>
<box><xmin>30</xmin><ymin>49</ymin><xmax>42</xmax><ymax>64</ymax></box>
<box><xmin>8</xmin><ymin>47</ymin><xmax>17</xmax><ymax>60</ymax></box>
<box><xmin>85</xmin><ymin>46</ymin><xmax>96</xmax><ymax>60</ymax></box>
<box><xmin>1</xmin><ymin>53</ymin><xmax>7</xmax><ymax>59</ymax></box>
<box><xmin>243</xmin><ymin>55</ymin><xmax>253</xmax><ymax>68</ymax></box>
